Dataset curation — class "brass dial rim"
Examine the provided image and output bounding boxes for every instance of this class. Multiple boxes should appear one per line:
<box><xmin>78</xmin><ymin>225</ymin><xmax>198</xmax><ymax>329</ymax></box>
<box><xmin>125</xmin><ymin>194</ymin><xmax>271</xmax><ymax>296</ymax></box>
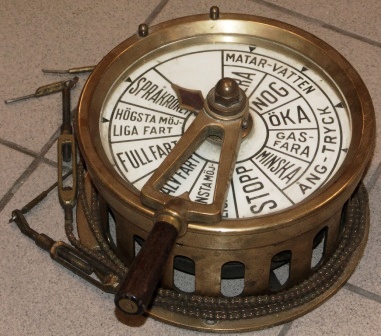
<box><xmin>76</xmin><ymin>12</ymin><xmax>374</xmax><ymax>237</ymax></box>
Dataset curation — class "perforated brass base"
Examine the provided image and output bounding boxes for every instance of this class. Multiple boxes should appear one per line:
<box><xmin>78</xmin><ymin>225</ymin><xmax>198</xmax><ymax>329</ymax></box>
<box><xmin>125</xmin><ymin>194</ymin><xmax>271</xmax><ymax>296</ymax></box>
<box><xmin>75</xmin><ymin>166</ymin><xmax>369</xmax><ymax>332</ymax></box>
<box><xmin>146</xmin><ymin>185</ymin><xmax>369</xmax><ymax>332</ymax></box>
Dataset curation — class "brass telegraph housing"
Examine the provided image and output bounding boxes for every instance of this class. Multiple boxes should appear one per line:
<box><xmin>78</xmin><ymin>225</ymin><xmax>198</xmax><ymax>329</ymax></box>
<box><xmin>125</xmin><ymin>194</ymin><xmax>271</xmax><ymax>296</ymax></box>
<box><xmin>75</xmin><ymin>7</ymin><xmax>375</xmax><ymax>332</ymax></box>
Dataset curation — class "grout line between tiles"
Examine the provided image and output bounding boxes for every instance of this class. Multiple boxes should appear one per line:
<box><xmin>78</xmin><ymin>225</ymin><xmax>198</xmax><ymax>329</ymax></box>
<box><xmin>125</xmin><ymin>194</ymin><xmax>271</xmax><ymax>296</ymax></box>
<box><xmin>365</xmin><ymin>161</ymin><xmax>381</xmax><ymax>193</ymax></box>
<box><xmin>0</xmin><ymin>137</ymin><xmax>57</xmax><ymax>168</ymax></box>
<box><xmin>144</xmin><ymin>0</ymin><xmax>170</xmax><ymax>25</ymax></box>
<box><xmin>321</xmin><ymin>22</ymin><xmax>381</xmax><ymax>48</ymax></box>
<box><xmin>0</xmin><ymin>128</ymin><xmax>60</xmax><ymax>213</ymax></box>
<box><xmin>345</xmin><ymin>283</ymin><xmax>381</xmax><ymax>304</ymax></box>
<box><xmin>252</xmin><ymin>0</ymin><xmax>381</xmax><ymax>48</ymax></box>
<box><xmin>277</xmin><ymin>321</ymin><xmax>293</xmax><ymax>336</ymax></box>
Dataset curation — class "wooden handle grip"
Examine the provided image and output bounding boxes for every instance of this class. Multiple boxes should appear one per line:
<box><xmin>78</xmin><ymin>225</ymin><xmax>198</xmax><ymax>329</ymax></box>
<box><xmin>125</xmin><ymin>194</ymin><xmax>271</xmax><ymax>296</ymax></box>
<box><xmin>114</xmin><ymin>221</ymin><xmax>178</xmax><ymax>315</ymax></box>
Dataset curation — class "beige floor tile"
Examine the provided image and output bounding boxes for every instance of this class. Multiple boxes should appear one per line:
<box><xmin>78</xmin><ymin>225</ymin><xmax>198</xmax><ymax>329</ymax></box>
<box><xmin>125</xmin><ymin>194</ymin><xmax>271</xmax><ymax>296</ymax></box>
<box><xmin>260</xmin><ymin>0</ymin><xmax>381</xmax><ymax>42</ymax></box>
<box><xmin>0</xmin><ymin>144</ymin><xmax>33</xmax><ymax>199</ymax></box>
<box><xmin>288</xmin><ymin>288</ymin><xmax>381</xmax><ymax>335</ymax></box>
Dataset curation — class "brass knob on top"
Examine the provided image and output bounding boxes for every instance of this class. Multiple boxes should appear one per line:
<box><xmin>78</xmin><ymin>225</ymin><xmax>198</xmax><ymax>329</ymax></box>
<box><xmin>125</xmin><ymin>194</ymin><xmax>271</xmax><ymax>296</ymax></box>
<box><xmin>214</xmin><ymin>77</ymin><xmax>240</xmax><ymax>107</ymax></box>
<box><xmin>206</xmin><ymin>77</ymin><xmax>248</xmax><ymax>119</ymax></box>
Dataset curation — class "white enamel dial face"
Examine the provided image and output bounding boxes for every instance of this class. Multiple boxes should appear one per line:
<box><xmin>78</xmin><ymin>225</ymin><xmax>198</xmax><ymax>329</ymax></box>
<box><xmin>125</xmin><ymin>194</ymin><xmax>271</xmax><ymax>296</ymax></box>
<box><xmin>99</xmin><ymin>41</ymin><xmax>351</xmax><ymax>219</ymax></box>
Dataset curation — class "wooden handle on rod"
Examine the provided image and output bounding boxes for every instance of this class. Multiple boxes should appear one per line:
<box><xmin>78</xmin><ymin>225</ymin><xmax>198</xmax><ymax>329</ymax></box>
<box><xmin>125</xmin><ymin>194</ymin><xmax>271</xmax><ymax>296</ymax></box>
<box><xmin>114</xmin><ymin>221</ymin><xmax>178</xmax><ymax>315</ymax></box>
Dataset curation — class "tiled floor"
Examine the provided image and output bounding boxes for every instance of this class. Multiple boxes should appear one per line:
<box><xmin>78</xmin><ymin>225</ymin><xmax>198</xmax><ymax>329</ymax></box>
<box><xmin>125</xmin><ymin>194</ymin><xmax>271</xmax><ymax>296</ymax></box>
<box><xmin>1</xmin><ymin>1</ymin><xmax>380</xmax><ymax>335</ymax></box>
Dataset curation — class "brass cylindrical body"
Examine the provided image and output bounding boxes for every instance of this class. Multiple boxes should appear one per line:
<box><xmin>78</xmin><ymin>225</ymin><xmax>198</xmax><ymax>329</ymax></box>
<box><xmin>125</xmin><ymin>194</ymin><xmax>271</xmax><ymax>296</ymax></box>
<box><xmin>76</xmin><ymin>11</ymin><xmax>374</xmax><ymax>332</ymax></box>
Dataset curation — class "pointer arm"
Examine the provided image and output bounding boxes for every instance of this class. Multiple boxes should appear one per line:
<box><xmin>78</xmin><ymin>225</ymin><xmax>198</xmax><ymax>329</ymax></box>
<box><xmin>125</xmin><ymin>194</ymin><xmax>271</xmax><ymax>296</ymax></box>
<box><xmin>115</xmin><ymin>78</ymin><xmax>249</xmax><ymax>315</ymax></box>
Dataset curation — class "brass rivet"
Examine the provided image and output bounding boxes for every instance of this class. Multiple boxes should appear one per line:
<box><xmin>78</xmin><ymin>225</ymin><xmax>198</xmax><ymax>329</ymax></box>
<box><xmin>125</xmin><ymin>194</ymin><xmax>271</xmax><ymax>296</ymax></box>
<box><xmin>138</xmin><ymin>23</ymin><xmax>149</xmax><ymax>37</ymax></box>
<box><xmin>210</xmin><ymin>6</ymin><xmax>220</xmax><ymax>20</ymax></box>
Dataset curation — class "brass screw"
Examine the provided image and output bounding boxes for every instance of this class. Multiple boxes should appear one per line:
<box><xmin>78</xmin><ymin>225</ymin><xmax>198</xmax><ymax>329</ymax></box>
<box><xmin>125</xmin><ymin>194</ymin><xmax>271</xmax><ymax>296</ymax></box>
<box><xmin>138</xmin><ymin>23</ymin><xmax>148</xmax><ymax>37</ymax></box>
<box><xmin>210</xmin><ymin>6</ymin><xmax>220</xmax><ymax>20</ymax></box>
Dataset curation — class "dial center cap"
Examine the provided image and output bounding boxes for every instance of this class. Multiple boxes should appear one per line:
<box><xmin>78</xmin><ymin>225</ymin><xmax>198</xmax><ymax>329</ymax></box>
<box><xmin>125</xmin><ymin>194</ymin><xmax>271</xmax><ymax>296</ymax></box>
<box><xmin>207</xmin><ymin>77</ymin><xmax>248</xmax><ymax>119</ymax></box>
